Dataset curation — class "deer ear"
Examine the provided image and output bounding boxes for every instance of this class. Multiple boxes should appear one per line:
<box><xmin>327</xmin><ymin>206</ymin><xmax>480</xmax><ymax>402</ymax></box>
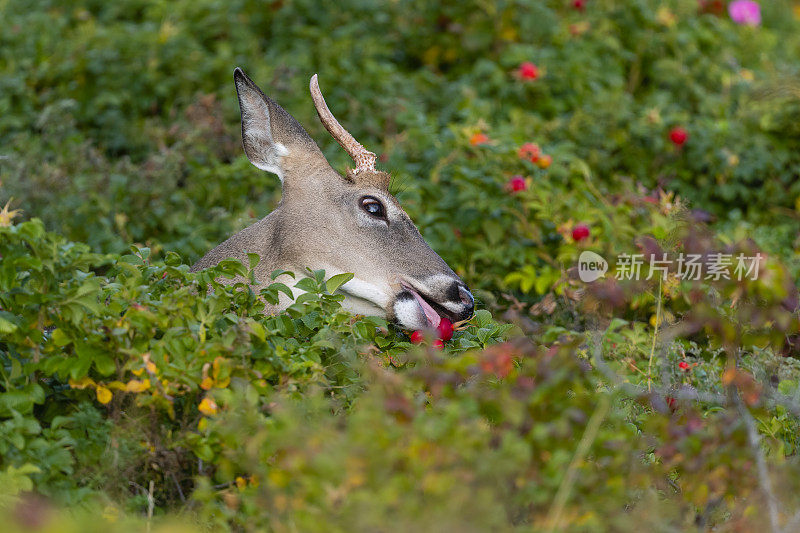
<box><xmin>234</xmin><ymin>68</ymin><xmax>333</xmax><ymax>185</ymax></box>
<box><xmin>234</xmin><ymin>68</ymin><xmax>291</xmax><ymax>180</ymax></box>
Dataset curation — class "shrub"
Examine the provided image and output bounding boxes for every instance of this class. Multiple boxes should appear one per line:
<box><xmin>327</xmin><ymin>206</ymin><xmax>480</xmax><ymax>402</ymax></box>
<box><xmin>3</xmin><ymin>0</ymin><xmax>800</xmax><ymax>530</ymax></box>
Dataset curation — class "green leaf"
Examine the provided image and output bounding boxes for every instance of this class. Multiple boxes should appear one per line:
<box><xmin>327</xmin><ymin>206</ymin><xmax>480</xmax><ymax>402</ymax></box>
<box><xmin>325</xmin><ymin>273</ymin><xmax>354</xmax><ymax>295</ymax></box>
<box><xmin>94</xmin><ymin>354</ymin><xmax>116</xmax><ymax>376</ymax></box>
<box><xmin>247</xmin><ymin>252</ymin><xmax>260</xmax><ymax>271</ymax></box>
<box><xmin>248</xmin><ymin>319</ymin><xmax>266</xmax><ymax>342</ymax></box>
<box><xmin>269</xmin><ymin>283</ymin><xmax>294</xmax><ymax>301</ymax></box>
<box><xmin>50</xmin><ymin>328</ymin><xmax>72</xmax><ymax>347</ymax></box>
<box><xmin>164</xmin><ymin>251</ymin><xmax>183</xmax><ymax>266</ymax></box>
<box><xmin>0</xmin><ymin>313</ymin><xmax>18</xmax><ymax>334</ymax></box>
<box><xmin>271</xmin><ymin>269</ymin><xmax>295</xmax><ymax>280</ymax></box>
<box><xmin>120</xmin><ymin>254</ymin><xmax>144</xmax><ymax>266</ymax></box>
<box><xmin>9</xmin><ymin>359</ymin><xmax>22</xmax><ymax>380</ymax></box>
<box><xmin>294</xmin><ymin>277</ymin><xmax>319</xmax><ymax>293</ymax></box>
<box><xmin>473</xmin><ymin>309</ymin><xmax>492</xmax><ymax>328</ymax></box>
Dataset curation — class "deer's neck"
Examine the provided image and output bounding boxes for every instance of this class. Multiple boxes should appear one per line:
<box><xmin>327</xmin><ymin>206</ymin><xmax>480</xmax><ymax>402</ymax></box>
<box><xmin>192</xmin><ymin>211</ymin><xmax>293</xmax><ymax>309</ymax></box>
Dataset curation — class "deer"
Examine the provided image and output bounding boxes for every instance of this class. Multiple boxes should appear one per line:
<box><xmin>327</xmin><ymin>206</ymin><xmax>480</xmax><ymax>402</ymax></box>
<box><xmin>191</xmin><ymin>68</ymin><xmax>474</xmax><ymax>331</ymax></box>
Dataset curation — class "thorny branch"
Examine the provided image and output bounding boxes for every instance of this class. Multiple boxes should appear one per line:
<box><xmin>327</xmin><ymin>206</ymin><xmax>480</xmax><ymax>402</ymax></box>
<box><xmin>738</xmin><ymin>397</ymin><xmax>780</xmax><ymax>533</ymax></box>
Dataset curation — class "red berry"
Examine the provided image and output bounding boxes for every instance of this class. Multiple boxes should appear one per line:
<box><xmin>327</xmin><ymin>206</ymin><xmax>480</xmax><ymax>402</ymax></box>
<box><xmin>508</xmin><ymin>175</ymin><xmax>527</xmax><ymax>193</ymax></box>
<box><xmin>409</xmin><ymin>331</ymin><xmax>424</xmax><ymax>344</ymax></box>
<box><xmin>572</xmin><ymin>224</ymin><xmax>590</xmax><ymax>242</ymax></box>
<box><xmin>666</xmin><ymin>396</ymin><xmax>677</xmax><ymax>410</ymax></box>
<box><xmin>669</xmin><ymin>126</ymin><xmax>688</xmax><ymax>146</ymax></box>
<box><xmin>437</xmin><ymin>318</ymin><xmax>454</xmax><ymax>341</ymax></box>
<box><xmin>572</xmin><ymin>0</ymin><xmax>585</xmax><ymax>10</ymax></box>
<box><xmin>517</xmin><ymin>62</ymin><xmax>539</xmax><ymax>81</ymax></box>
<box><xmin>518</xmin><ymin>142</ymin><xmax>540</xmax><ymax>162</ymax></box>
<box><xmin>699</xmin><ymin>0</ymin><xmax>725</xmax><ymax>15</ymax></box>
<box><xmin>678</xmin><ymin>361</ymin><xmax>690</xmax><ymax>371</ymax></box>
<box><xmin>432</xmin><ymin>339</ymin><xmax>444</xmax><ymax>350</ymax></box>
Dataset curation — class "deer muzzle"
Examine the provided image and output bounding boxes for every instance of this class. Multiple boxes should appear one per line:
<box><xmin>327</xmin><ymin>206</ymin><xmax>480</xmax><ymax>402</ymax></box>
<box><xmin>393</xmin><ymin>277</ymin><xmax>474</xmax><ymax>331</ymax></box>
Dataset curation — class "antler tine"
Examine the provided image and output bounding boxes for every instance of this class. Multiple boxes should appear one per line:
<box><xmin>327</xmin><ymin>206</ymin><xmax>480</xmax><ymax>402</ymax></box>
<box><xmin>310</xmin><ymin>74</ymin><xmax>377</xmax><ymax>174</ymax></box>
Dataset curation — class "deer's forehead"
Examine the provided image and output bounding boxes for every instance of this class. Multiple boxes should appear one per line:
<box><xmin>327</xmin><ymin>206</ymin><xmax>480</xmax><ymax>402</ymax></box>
<box><xmin>345</xmin><ymin>169</ymin><xmax>392</xmax><ymax>191</ymax></box>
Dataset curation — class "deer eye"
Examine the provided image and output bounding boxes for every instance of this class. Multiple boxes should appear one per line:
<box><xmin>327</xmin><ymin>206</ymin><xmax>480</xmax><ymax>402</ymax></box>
<box><xmin>360</xmin><ymin>196</ymin><xmax>387</xmax><ymax>220</ymax></box>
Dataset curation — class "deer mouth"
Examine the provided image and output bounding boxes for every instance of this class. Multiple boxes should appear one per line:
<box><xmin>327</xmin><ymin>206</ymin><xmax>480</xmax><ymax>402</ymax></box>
<box><xmin>401</xmin><ymin>284</ymin><xmax>442</xmax><ymax>329</ymax></box>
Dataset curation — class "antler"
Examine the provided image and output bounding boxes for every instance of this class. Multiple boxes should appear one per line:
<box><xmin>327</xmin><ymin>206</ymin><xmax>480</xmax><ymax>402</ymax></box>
<box><xmin>310</xmin><ymin>74</ymin><xmax>377</xmax><ymax>174</ymax></box>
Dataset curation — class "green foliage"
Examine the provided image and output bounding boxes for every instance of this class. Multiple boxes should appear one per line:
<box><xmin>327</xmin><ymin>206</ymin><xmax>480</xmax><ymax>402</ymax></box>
<box><xmin>0</xmin><ymin>219</ymin><xmax>510</xmax><ymax>510</ymax></box>
<box><xmin>2</xmin><ymin>0</ymin><xmax>800</xmax><ymax>531</ymax></box>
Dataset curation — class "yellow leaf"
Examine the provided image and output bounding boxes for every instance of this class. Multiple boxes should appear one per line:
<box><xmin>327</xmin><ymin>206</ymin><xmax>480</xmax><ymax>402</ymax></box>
<box><xmin>69</xmin><ymin>376</ymin><xmax>95</xmax><ymax>389</ymax></box>
<box><xmin>268</xmin><ymin>470</ymin><xmax>289</xmax><ymax>488</ymax></box>
<box><xmin>212</xmin><ymin>356</ymin><xmax>224</xmax><ymax>376</ymax></box>
<box><xmin>145</xmin><ymin>361</ymin><xmax>157</xmax><ymax>374</ymax></box>
<box><xmin>96</xmin><ymin>386</ymin><xmax>112</xmax><ymax>404</ymax></box>
<box><xmin>125</xmin><ymin>379</ymin><xmax>151</xmax><ymax>393</ymax></box>
<box><xmin>215</xmin><ymin>376</ymin><xmax>230</xmax><ymax>389</ymax></box>
<box><xmin>422</xmin><ymin>45</ymin><xmax>440</xmax><ymax>66</ymax></box>
<box><xmin>198</xmin><ymin>397</ymin><xmax>218</xmax><ymax>416</ymax></box>
<box><xmin>499</xmin><ymin>25</ymin><xmax>517</xmax><ymax>42</ymax></box>
<box><xmin>131</xmin><ymin>367</ymin><xmax>144</xmax><ymax>377</ymax></box>
<box><xmin>107</xmin><ymin>381</ymin><xmax>127</xmax><ymax>390</ymax></box>
<box><xmin>656</xmin><ymin>7</ymin><xmax>676</xmax><ymax>27</ymax></box>
<box><xmin>0</xmin><ymin>199</ymin><xmax>22</xmax><ymax>227</ymax></box>
<box><xmin>200</xmin><ymin>376</ymin><xmax>214</xmax><ymax>390</ymax></box>
<box><xmin>249</xmin><ymin>474</ymin><xmax>259</xmax><ymax>488</ymax></box>
<box><xmin>198</xmin><ymin>417</ymin><xmax>208</xmax><ymax>431</ymax></box>
<box><xmin>236</xmin><ymin>476</ymin><xmax>247</xmax><ymax>490</ymax></box>
<box><xmin>101</xmin><ymin>505</ymin><xmax>119</xmax><ymax>524</ymax></box>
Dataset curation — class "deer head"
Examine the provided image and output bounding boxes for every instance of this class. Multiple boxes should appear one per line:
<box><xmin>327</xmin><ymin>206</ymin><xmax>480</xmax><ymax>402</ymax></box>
<box><xmin>192</xmin><ymin>68</ymin><xmax>474</xmax><ymax>331</ymax></box>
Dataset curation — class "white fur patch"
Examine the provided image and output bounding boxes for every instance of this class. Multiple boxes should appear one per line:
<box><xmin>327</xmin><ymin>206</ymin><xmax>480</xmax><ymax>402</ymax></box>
<box><xmin>340</xmin><ymin>296</ymin><xmax>385</xmax><ymax>317</ymax></box>
<box><xmin>242</xmin><ymin>100</ymin><xmax>289</xmax><ymax>182</ymax></box>
<box><xmin>423</xmin><ymin>273</ymin><xmax>458</xmax><ymax>288</ymax></box>
<box><xmin>338</xmin><ymin>277</ymin><xmax>391</xmax><ymax>308</ymax></box>
<box><xmin>439</xmin><ymin>300</ymin><xmax>464</xmax><ymax>313</ymax></box>
<box><xmin>393</xmin><ymin>297</ymin><xmax>428</xmax><ymax>330</ymax></box>
<box><xmin>290</xmin><ymin>267</ymin><xmax>393</xmax><ymax>319</ymax></box>
<box><xmin>247</xmin><ymin>139</ymin><xmax>288</xmax><ymax>182</ymax></box>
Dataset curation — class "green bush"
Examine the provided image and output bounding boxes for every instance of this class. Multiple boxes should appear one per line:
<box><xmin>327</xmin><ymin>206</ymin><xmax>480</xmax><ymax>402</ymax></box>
<box><xmin>3</xmin><ymin>0</ymin><xmax>800</xmax><ymax>530</ymax></box>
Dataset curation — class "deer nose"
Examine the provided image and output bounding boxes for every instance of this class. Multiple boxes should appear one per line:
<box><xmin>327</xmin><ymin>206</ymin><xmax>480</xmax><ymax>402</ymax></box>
<box><xmin>455</xmin><ymin>283</ymin><xmax>474</xmax><ymax>320</ymax></box>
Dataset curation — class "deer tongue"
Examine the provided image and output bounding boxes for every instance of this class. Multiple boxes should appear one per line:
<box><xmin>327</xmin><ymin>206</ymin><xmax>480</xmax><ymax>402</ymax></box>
<box><xmin>406</xmin><ymin>287</ymin><xmax>441</xmax><ymax>329</ymax></box>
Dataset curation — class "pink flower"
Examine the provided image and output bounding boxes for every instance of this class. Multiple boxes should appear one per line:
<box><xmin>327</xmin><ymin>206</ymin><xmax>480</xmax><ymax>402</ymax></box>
<box><xmin>518</xmin><ymin>142</ymin><xmax>540</xmax><ymax>162</ymax></box>
<box><xmin>728</xmin><ymin>1</ymin><xmax>761</xmax><ymax>26</ymax></box>
<box><xmin>517</xmin><ymin>62</ymin><xmax>539</xmax><ymax>81</ymax></box>
<box><xmin>508</xmin><ymin>175</ymin><xmax>527</xmax><ymax>193</ymax></box>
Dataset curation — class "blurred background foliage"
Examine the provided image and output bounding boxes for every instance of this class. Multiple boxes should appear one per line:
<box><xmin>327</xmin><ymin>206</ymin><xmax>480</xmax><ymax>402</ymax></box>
<box><xmin>2</xmin><ymin>0</ymin><xmax>800</xmax><ymax>531</ymax></box>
